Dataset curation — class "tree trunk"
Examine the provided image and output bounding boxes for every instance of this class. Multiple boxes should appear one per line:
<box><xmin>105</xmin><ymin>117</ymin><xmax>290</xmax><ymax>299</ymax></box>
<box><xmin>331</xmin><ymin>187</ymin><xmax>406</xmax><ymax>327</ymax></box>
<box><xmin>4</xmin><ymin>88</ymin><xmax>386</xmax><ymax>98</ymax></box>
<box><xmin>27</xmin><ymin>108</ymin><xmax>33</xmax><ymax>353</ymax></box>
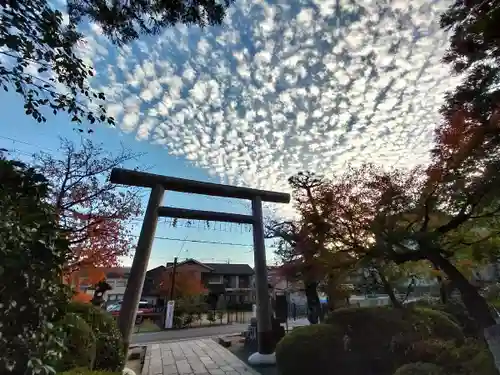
<box><xmin>427</xmin><ymin>251</ymin><xmax>495</xmax><ymax>329</ymax></box>
<box><xmin>375</xmin><ymin>267</ymin><xmax>403</xmax><ymax>309</ymax></box>
<box><xmin>304</xmin><ymin>281</ymin><xmax>320</xmax><ymax>324</ymax></box>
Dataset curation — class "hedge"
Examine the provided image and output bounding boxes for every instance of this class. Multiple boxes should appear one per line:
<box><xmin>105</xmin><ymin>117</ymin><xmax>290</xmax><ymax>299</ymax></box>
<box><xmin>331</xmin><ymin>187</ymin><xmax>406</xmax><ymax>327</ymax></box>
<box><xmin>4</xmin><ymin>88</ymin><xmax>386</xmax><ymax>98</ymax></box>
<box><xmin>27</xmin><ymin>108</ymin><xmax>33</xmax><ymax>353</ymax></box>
<box><xmin>276</xmin><ymin>324</ymin><xmax>345</xmax><ymax>375</ymax></box>
<box><xmin>58</xmin><ymin>367</ymin><xmax>120</xmax><ymax>375</ymax></box>
<box><xmin>67</xmin><ymin>302</ymin><xmax>125</xmax><ymax>372</ymax></box>
<box><xmin>393</xmin><ymin>362</ymin><xmax>445</xmax><ymax>375</ymax></box>
<box><xmin>56</xmin><ymin>313</ymin><xmax>96</xmax><ymax>372</ymax></box>
<box><xmin>277</xmin><ymin>306</ymin><xmax>464</xmax><ymax>375</ymax></box>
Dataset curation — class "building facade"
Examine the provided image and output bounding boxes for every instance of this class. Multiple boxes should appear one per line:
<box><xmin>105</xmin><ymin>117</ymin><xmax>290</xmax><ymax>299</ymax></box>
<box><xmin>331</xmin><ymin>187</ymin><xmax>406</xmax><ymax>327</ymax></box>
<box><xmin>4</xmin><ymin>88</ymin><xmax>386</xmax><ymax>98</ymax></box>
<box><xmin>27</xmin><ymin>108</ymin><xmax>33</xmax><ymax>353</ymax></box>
<box><xmin>143</xmin><ymin>259</ymin><xmax>255</xmax><ymax>306</ymax></box>
<box><xmin>79</xmin><ymin>267</ymin><xmax>131</xmax><ymax>302</ymax></box>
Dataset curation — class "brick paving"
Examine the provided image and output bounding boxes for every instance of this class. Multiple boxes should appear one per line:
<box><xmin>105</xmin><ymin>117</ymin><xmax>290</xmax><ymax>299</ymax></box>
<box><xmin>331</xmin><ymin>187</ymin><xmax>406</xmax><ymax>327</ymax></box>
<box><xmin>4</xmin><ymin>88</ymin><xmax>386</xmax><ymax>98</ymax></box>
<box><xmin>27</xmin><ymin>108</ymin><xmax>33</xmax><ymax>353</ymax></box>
<box><xmin>142</xmin><ymin>338</ymin><xmax>260</xmax><ymax>375</ymax></box>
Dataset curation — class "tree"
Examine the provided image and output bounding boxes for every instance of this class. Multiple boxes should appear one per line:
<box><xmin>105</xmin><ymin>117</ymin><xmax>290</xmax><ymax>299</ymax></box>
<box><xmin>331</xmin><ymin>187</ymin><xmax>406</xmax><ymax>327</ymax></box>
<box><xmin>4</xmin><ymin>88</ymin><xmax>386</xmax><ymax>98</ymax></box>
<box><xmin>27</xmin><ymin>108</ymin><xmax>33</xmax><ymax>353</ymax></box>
<box><xmin>68</xmin><ymin>266</ymin><xmax>107</xmax><ymax>303</ymax></box>
<box><xmin>288</xmin><ymin>163</ymin><xmax>500</xmax><ymax>331</ymax></box>
<box><xmin>0</xmin><ymin>1</ymin><xmax>112</xmax><ymax>127</ymax></box>
<box><xmin>436</xmin><ymin>0</ymin><xmax>500</xmax><ymax>171</ymax></box>
<box><xmin>0</xmin><ymin>154</ymin><xmax>71</xmax><ymax>374</ymax></box>
<box><xmin>0</xmin><ymin>0</ymin><xmax>234</xmax><ymax>126</ymax></box>
<box><xmin>67</xmin><ymin>0</ymin><xmax>235</xmax><ymax>44</ymax></box>
<box><xmin>157</xmin><ymin>270</ymin><xmax>207</xmax><ymax>300</ymax></box>
<box><xmin>35</xmin><ymin>138</ymin><xmax>142</xmax><ymax>274</ymax></box>
<box><xmin>267</xmin><ymin>172</ymin><xmax>361</xmax><ymax>322</ymax></box>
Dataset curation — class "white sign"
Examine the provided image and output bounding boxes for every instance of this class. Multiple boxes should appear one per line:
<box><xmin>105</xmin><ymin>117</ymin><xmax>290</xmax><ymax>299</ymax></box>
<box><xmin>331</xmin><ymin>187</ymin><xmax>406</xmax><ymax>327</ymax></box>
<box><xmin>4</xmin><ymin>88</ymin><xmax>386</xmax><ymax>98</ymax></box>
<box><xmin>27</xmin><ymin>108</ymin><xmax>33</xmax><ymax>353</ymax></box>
<box><xmin>252</xmin><ymin>304</ymin><xmax>257</xmax><ymax>318</ymax></box>
<box><xmin>164</xmin><ymin>300</ymin><xmax>175</xmax><ymax>329</ymax></box>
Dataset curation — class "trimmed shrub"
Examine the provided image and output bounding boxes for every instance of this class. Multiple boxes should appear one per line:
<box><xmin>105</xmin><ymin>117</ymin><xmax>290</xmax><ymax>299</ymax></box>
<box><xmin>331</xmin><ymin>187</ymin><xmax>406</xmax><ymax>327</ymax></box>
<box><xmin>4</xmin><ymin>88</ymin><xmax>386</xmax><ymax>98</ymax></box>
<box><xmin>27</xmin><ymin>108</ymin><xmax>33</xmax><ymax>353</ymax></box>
<box><xmin>412</xmin><ymin>300</ymin><xmax>480</xmax><ymax>337</ymax></box>
<box><xmin>58</xmin><ymin>367</ymin><xmax>120</xmax><ymax>375</ymax></box>
<box><xmin>302</xmin><ymin>306</ymin><xmax>464</xmax><ymax>374</ymax></box>
<box><xmin>276</xmin><ymin>324</ymin><xmax>346</xmax><ymax>375</ymax></box>
<box><xmin>393</xmin><ymin>362</ymin><xmax>444</xmax><ymax>375</ymax></box>
<box><xmin>408</xmin><ymin>307</ymin><xmax>464</xmax><ymax>343</ymax></box>
<box><xmin>457</xmin><ymin>339</ymin><xmax>498</xmax><ymax>375</ymax></box>
<box><xmin>57</xmin><ymin>313</ymin><xmax>97</xmax><ymax>371</ymax></box>
<box><xmin>67</xmin><ymin>302</ymin><xmax>125</xmax><ymax>372</ymax></box>
<box><xmin>402</xmin><ymin>337</ymin><xmax>499</xmax><ymax>375</ymax></box>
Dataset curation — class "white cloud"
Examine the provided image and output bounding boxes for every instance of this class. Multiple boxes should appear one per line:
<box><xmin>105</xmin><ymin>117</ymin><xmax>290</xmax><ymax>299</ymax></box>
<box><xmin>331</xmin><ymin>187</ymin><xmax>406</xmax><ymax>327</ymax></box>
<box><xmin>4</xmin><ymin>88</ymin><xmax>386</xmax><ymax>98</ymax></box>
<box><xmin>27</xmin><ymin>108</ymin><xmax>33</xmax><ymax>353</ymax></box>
<box><xmin>84</xmin><ymin>0</ymin><xmax>459</xmax><ymax>217</ymax></box>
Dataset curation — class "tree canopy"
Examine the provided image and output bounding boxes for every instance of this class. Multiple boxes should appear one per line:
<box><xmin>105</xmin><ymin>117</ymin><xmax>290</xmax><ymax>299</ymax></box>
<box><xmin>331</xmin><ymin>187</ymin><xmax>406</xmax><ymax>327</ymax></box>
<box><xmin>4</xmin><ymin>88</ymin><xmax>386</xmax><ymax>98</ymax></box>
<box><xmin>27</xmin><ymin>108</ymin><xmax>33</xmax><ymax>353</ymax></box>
<box><xmin>0</xmin><ymin>0</ymin><xmax>234</xmax><ymax>126</ymax></box>
<box><xmin>35</xmin><ymin>138</ymin><xmax>142</xmax><ymax>274</ymax></box>
<box><xmin>0</xmin><ymin>154</ymin><xmax>71</xmax><ymax>374</ymax></box>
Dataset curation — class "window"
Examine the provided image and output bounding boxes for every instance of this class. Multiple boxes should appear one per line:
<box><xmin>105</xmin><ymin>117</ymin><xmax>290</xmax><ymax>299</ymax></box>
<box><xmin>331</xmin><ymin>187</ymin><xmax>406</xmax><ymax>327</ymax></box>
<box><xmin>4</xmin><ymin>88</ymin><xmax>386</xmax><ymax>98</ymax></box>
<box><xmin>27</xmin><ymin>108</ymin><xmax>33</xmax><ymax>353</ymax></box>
<box><xmin>208</xmin><ymin>275</ymin><xmax>222</xmax><ymax>283</ymax></box>
<box><xmin>115</xmin><ymin>280</ymin><xmax>126</xmax><ymax>288</ymax></box>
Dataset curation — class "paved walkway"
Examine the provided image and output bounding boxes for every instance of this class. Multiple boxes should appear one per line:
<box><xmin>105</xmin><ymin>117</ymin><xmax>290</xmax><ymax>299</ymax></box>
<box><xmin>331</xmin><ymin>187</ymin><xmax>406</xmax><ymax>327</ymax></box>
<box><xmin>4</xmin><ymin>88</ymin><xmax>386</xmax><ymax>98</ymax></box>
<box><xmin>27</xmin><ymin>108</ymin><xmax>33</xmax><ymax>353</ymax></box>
<box><xmin>132</xmin><ymin>324</ymin><xmax>248</xmax><ymax>345</ymax></box>
<box><xmin>143</xmin><ymin>339</ymin><xmax>259</xmax><ymax>375</ymax></box>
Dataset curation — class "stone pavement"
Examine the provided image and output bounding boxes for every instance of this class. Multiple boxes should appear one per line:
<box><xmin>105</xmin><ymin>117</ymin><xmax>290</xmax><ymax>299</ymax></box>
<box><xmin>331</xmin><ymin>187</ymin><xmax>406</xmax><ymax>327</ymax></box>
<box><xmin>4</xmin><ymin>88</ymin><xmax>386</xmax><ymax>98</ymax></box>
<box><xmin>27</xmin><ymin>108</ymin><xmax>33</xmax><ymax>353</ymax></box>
<box><xmin>143</xmin><ymin>338</ymin><xmax>259</xmax><ymax>375</ymax></box>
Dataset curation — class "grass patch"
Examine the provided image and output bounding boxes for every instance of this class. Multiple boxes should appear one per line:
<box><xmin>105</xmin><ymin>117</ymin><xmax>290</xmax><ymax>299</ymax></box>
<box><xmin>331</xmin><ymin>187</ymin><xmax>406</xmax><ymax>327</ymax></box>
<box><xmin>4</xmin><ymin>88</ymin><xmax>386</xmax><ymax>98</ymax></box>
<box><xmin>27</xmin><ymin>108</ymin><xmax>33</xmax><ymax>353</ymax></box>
<box><xmin>134</xmin><ymin>319</ymin><xmax>162</xmax><ymax>333</ymax></box>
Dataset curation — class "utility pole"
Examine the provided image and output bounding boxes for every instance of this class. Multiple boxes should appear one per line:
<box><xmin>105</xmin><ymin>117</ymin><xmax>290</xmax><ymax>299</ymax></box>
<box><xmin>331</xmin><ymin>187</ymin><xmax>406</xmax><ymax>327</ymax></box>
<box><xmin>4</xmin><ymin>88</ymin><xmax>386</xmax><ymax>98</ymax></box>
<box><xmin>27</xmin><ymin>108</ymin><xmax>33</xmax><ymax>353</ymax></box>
<box><xmin>169</xmin><ymin>257</ymin><xmax>178</xmax><ymax>301</ymax></box>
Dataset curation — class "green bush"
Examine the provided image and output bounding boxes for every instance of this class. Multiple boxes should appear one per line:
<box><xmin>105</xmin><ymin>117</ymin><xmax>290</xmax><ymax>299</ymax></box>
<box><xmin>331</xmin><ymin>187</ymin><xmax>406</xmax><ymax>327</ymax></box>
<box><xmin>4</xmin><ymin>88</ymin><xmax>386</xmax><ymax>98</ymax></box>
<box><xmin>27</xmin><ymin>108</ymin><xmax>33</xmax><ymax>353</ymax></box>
<box><xmin>401</xmin><ymin>337</ymin><xmax>498</xmax><ymax>375</ymax></box>
<box><xmin>456</xmin><ymin>339</ymin><xmax>498</xmax><ymax>375</ymax></box>
<box><xmin>393</xmin><ymin>362</ymin><xmax>444</xmax><ymax>375</ymax></box>
<box><xmin>401</xmin><ymin>339</ymin><xmax>456</xmax><ymax>366</ymax></box>
<box><xmin>412</xmin><ymin>300</ymin><xmax>480</xmax><ymax>337</ymax></box>
<box><xmin>67</xmin><ymin>302</ymin><xmax>125</xmax><ymax>372</ymax></box>
<box><xmin>56</xmin><ymin>313</ymin><xmax>96</xmax><ymax>371</ymax></box>
<box><xmin>276</xmin><ymin>324</ymin><xmax>346</xmax><ymax>375</ymax></box>
<box><xmin>207</xmin><ymin>310</ymin><xmax>216</xmax><ymax>323</ymax></box>
<box><xmin>408</xmin><ymin>307</ymin><xmax>464</xmax><ymax>343</ymax></box>
<box><xmin>278</xmin><ymin>306</ymin><xmax>464</xmax><ymax>375</ymax></box>
<box><xmin>58</xmin><ymin>367</ymin><xmax>120</xmax><ymax>375</ymax></box>
<box><xmin>0</xmin><ymin>157</ymin><xmax>72</xmax><ymax>374</ymax></box>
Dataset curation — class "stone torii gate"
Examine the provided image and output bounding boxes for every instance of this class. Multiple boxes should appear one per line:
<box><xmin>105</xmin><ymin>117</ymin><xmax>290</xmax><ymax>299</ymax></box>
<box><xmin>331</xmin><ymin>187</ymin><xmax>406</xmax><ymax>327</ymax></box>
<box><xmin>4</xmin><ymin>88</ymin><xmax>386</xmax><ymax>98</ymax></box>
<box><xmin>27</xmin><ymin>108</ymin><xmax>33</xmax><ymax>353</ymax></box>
<box><xmin>110</xmin><ymin>168</ymin><xmax>290</xmax><ymax>365</ymax></box>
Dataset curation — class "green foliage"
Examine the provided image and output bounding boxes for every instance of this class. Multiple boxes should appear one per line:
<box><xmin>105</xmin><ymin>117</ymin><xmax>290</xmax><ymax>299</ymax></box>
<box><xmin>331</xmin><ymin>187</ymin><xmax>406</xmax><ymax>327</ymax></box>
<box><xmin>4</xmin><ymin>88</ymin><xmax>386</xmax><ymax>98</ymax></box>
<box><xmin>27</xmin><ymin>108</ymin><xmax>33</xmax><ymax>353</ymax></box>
<box><xmin>460</xmin><ymin>347</ymin><xmax>498</xmax><ymax>375</ymax></box>
<box><xmin>58</xmin><ymin>368</ymin><xmax>120</xmax><ymax>375</ymax></box>
<box><xmin>216</xmin><ymin>310</ymin><xmax>224</xmax><ymax>323</ymax></box>
<box><xmin>412</xmin><ymin>300</ymin><xmax>480</xmax><ymax>338</ymax></box>
<box><xmin>67</xmin><ymin>0</ymin><xmax>235</xmax><ymax>44</ymax></box>
<box><xmin>67</xmin><ymin>302</ymin><xmax>125</xmax><ymax>372</ymax></box>
<box><xmin>207</xmin><ymin>310</ymin><xmax>216</xmax><ymax>323</ymax></box>
<box><xmin>276</xmin><ymin>324</ymin><xmax>345</xmax><ymax>375</ymax></box>
<box><xmin>322</xmin><ymin>306</ymin><xmax>462</xmax><ymax>374</ymax></box>
<box><xmin>408</xmin><ymin>307</ymin><xmax>464</xmax><ymax>343</ymax></box>
<box><xmin>401</xmin><ymin>339</ymin><xmax>458</xmax><ymax>367</ymax></box>
<box><xmin>0</xmin><ymin>1</ymin><xmax>112</xmax><ymax>127</ymax></box>
<box><xmin>401</xmin><ymin>337</ymin><xmax>498</xmax><ymax>375</ymax></box>
<box><xmin>393</xmin><ymin>362</ymin><xmax>445</xmax><ymax>375</ymax></box>
<box><xmin>56</xmin><ymin>313</ymin><xmax>96</xmax><ymax>372</ymax></box>
<box><xmin>0</xmin><ymin>156</ymin><xmax>72</xmax><ymax>374</ymax></box>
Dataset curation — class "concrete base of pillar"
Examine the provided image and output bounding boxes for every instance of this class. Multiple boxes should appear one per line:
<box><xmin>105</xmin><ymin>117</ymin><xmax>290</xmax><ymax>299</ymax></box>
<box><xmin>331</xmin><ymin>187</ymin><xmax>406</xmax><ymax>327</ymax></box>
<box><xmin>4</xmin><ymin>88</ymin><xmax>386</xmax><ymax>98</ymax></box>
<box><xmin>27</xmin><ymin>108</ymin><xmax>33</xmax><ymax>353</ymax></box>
<box><xmin>248</xmin><ymin>352</ymin><xmax>276</xmax><ymax>366</ymax></box>
<box><xmin>123</xmin><ymin>367</ymin><xmax>136</xmax><ymax>375</ymax></box>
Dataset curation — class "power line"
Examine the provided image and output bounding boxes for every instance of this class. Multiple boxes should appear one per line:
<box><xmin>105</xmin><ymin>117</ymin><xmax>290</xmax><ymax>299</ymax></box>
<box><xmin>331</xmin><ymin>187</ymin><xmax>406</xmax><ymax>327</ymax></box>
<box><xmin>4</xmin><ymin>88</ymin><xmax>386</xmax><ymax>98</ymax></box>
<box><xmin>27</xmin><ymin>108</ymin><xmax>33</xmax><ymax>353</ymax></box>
<box><xmin>130</xmin><ymin>234</ymin><xmax>253</xmax><ymax>247</ymax></box>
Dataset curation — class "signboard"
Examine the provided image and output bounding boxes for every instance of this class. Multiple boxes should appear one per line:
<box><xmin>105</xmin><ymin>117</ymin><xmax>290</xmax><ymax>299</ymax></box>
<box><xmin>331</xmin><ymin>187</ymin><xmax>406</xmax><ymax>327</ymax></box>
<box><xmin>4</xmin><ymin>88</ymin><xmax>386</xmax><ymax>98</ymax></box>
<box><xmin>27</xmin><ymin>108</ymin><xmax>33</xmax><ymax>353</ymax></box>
<box><xmin>164</xmin><ymin>300</ymin><xmax>175</xmax><ymax>329</ymax></box>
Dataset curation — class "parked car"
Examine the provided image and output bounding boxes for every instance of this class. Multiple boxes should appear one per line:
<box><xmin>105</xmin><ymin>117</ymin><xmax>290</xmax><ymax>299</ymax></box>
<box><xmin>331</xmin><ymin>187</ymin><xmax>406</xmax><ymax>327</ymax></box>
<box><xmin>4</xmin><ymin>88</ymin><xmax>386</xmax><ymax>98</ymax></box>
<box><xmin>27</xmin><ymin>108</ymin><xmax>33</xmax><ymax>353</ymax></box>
<box><xmin>106</xmin><ymin>300</ymin><xmax>156</xmax><ymax>324</ymax></box>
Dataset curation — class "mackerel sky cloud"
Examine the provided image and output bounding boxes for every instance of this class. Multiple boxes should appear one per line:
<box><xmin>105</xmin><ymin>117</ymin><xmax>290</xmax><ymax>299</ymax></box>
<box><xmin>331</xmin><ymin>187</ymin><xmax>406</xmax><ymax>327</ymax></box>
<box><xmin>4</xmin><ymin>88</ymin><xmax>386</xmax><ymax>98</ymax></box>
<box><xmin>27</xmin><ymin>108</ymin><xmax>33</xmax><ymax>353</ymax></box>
<box><xmin>82</xmin><ymin>0</ymin><xmax>458</xmax><ymax>211</ymax></box>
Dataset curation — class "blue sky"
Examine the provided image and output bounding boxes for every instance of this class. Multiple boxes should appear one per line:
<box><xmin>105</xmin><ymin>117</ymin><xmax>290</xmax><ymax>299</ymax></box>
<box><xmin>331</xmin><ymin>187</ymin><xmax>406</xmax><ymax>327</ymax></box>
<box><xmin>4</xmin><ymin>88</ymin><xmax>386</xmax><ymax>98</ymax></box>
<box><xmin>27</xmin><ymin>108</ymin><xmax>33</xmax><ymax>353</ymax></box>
<box><xmin>0</xmin><ymin>0</ymin><xmax>460</xmax><ymax>269</ymax></box>
<box><xmin>0</xmin><ymin>92</ymin><xmax>260</xmax><ymax>269</ymax></box>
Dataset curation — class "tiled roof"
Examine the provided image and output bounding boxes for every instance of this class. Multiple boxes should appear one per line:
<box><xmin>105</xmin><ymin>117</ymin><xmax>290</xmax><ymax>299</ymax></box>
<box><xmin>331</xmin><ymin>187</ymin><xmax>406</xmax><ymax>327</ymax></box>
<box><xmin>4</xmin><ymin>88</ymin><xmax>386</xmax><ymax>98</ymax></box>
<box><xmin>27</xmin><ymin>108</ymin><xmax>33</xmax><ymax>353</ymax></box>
<box><xmin>204</xmin><ymin>263</ymin><xmax>254</xmax><ymax>275</ymax></box>
<box><xmin>103</xmin><ymin>267</ymin><xmax>131</xmax><ymax>279</ymax></box>
<box><xmin>162</xmin><ymin>258</ymin><xmax>254</xmax><ymax>276</ymax></box>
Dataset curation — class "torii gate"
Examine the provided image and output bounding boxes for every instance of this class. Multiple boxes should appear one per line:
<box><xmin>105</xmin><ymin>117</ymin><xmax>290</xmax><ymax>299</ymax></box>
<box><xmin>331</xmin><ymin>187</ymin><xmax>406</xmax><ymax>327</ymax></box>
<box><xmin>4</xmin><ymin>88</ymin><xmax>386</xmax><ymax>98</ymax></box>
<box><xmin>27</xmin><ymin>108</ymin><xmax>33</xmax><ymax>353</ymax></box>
<box><xmin>110</xmin><ymin>168</ymin><xmax>290</xmax><ymax>365</ymax></box>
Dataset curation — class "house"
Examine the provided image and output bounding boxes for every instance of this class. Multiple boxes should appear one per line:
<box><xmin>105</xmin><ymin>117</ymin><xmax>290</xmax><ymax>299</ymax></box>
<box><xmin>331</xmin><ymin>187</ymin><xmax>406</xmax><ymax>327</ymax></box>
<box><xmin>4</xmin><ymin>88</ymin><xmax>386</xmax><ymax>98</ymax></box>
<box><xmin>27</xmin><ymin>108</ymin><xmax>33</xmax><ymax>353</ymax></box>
<box><xmin>104</xmin><ymin>267</ymin><xmax>131</xmax><ymax>302</ymax></box>
<box><xmin>142</xmin><ymin>259</ymin><xmax>255</xmax><ymax>306</ymax></box>
<box><xmin>79</xmin><ymin>267</ymin><xmax>131</xmax><ymax>302</ymax></box>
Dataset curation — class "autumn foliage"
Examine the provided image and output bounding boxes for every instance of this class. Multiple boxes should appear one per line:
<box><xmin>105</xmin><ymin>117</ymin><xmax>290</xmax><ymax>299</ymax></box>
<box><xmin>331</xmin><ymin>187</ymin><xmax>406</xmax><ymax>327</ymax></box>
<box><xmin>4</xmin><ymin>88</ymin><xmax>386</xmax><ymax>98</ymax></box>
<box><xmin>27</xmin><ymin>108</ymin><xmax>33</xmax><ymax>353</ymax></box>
<box><xmin>35</xmin><ymin>138</ymin><xmax>142</xmax><ymax>274</ymax></box>
<box><xmin>157</xmin><ymin>270</ymin><xmax>207</xmax><ymax>299</ymax></box>
<box><xmin>66</xmin><ymin>267</ymin><xmax>107</xmax><ymax>303</ymax></box>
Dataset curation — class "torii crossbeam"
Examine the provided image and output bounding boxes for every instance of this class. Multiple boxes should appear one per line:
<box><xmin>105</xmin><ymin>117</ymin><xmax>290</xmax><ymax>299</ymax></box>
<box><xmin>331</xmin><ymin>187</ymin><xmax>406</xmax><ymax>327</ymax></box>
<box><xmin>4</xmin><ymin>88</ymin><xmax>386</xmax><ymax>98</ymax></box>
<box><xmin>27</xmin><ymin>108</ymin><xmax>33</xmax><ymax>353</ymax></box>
<box><xmin>110</xmin><ymin>168</ymin><xmax>290</xmax><ymax>365</ymax></box>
